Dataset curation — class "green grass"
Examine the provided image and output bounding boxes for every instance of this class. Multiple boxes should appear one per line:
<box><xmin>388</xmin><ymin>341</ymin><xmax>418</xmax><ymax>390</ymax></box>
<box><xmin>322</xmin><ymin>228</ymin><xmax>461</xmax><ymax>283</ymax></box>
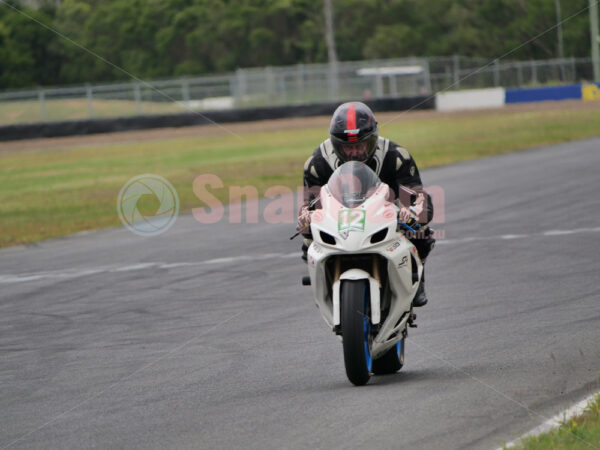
<box><xmin>1</xmin><ymin>103</ymin><xmax>600</xmax><ymax>247</ymax></box>
<box><xmin>504</xmin><ymin>395</ymin><xmax>600</xmax><ymax>450</ymax></box>
<box><xmin>0</xmin><ymin>98</ymin><xmax>184</xmax><ymax>124</ymax></box>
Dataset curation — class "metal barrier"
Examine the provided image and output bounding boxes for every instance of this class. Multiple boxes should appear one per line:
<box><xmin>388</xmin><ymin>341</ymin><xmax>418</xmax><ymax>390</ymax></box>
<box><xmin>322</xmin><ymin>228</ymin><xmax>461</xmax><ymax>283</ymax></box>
<box><xmin>0</xmin><ymin>56</ymin><xmax>593</xmax><ymax>125</ymax></box>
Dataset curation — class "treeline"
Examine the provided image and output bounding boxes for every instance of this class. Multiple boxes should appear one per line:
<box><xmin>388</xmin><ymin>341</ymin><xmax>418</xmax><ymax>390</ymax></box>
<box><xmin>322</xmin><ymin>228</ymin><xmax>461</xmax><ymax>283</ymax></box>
<box><xmin>0</xmin><ymin>0</ymin><xmax>593</xmax><ymax>89</ymax></box>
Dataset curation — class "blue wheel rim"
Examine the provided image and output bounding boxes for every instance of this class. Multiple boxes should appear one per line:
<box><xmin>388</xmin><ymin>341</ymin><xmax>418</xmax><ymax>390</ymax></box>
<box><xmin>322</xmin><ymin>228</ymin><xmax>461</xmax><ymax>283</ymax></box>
<box><xmin>397</xmin><ymin>339</ymin><xmax>404</xmax><ymax>363</ymax></box>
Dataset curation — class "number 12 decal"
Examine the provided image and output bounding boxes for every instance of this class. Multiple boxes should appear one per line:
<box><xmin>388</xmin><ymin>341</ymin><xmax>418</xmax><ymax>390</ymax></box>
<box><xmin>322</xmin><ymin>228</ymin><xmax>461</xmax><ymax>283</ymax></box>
<box><xmin>338</xmin><ymin>208</ymin><xmax>366</xmax><ymax>232</ymax></box>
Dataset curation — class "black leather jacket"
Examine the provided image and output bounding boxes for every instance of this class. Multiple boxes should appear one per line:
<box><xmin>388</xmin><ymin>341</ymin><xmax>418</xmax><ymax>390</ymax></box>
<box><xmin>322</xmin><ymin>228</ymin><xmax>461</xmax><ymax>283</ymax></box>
<box><xmin>301</xmin><ymin>137</ymin><xmax>433</xmax><ymax>224</ymax></box>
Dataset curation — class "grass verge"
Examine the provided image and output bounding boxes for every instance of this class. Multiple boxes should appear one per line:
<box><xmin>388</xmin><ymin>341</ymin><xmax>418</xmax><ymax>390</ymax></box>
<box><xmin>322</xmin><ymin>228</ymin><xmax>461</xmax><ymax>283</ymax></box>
<box><xmin>0</xmin><ymin>99</ymin><xmax>185</xmax><ymax>125</ymax></box>
<box><xmin>504</xmin><ymin>395</ymin><xmax>600</xmax><ymax>450</ymax></box>
<box><xmin>1</xmin><ymin>101</ymin><xmax>600</xmax><ymax>248</ymax></box>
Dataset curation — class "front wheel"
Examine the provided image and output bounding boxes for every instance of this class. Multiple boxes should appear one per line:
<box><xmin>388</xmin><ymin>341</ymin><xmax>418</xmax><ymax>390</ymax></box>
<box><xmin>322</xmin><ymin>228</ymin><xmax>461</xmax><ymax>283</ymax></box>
<box><xmin>341</xmin><ymin>280</ymin><xmax>372</xmax><ymax>386</ymax></box>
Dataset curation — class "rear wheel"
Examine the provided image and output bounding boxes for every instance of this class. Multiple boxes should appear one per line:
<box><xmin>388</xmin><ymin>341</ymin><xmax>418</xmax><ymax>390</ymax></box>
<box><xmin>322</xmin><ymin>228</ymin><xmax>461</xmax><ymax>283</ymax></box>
<box><xmin>372</xmin><ymin>338</ymin><xmax>404</xmax><ymax>375</ymax></box>
<box><xmin>341</xmin><ymin>280</ymin><xmax>372</xmax><ymax>386</ymax></box>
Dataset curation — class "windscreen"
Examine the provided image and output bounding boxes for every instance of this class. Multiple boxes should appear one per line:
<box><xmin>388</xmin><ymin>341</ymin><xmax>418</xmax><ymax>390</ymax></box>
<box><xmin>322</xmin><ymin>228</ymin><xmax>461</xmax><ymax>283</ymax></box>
<box><xmin>327</xmin><ymin>161</ymin><xmax>381</xmax><ymax>208</ymax></box>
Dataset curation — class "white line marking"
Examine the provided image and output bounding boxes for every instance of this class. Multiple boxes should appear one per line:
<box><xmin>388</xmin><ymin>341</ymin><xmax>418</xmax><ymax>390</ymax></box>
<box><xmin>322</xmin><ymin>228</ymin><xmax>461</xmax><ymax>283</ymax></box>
<box><xmin>0</xmin><ymin>253</ymin><xmax>303</xmax><ymax>285</ymax></box>
<box><xmin>112</xmin><ymin>263</ymin><xmax>157</xmax><ymax>272</ymax></box>
<box><xmin>1</xmin><ymin>224</ymin><xmax>599</xmax><ymax>285</ymax></box>
<box><xmin>499</xmin><ymin>391</ymin><xmax>600</xmax><ymax>449</ymax></box>
<box><xmin>500</xmin><ymin>234</ymin><xmax>528</xmax><ymax>240</ymax></box>
<box><xmin>435</xmin><ymin>226</ymin><xmax>600</xmax><ymax>245</ymax></box>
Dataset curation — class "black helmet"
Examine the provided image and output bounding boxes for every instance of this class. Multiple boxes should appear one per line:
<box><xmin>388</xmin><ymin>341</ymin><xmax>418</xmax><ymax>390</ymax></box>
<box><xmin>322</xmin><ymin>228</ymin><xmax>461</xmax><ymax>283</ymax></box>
<box><xmin>329</xmin><ymin>101</ymin><xmax>378</xmax><ymax>163</ymax></box>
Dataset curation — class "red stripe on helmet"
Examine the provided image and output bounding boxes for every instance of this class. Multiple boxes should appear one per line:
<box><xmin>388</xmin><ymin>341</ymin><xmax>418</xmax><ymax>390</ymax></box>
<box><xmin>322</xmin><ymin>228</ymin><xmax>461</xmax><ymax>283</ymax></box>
<box><xmin>346</xmin><ymin>103</ymin><xmax>358</xmax><ymax>142</ymax></box>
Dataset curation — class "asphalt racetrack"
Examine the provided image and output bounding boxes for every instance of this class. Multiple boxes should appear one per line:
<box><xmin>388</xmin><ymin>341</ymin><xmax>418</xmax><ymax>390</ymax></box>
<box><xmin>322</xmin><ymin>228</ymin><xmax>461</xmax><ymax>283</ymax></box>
<box><xmin>1</xmin><ymin>138</ymin><xmax>600</xmax><ymax>449</ymax></box>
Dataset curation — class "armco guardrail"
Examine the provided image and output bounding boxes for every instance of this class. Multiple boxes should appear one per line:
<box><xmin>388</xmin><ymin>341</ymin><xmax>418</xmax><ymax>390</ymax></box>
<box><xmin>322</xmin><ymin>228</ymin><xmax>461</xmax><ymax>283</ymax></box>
<box><xmin>0</xmin><ymin>96</ymin><xmax>434</xmax><ymax>142</ymax></box>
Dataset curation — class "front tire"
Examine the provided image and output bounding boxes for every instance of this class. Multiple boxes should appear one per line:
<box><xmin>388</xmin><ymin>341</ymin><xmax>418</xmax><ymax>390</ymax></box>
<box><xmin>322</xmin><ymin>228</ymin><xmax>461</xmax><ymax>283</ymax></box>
<box><xmin>341</xmin><ymin>280</ymin><xmax>372</xmax><ymax>386</ymax></box>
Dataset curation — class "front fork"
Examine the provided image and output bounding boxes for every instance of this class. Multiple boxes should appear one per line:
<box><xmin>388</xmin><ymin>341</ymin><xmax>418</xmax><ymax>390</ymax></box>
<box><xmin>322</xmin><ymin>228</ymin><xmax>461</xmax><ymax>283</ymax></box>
<box><xmin>331</xmin><ymin>255</ymin><xmax>381</xmax><ymax>334</ymax></box>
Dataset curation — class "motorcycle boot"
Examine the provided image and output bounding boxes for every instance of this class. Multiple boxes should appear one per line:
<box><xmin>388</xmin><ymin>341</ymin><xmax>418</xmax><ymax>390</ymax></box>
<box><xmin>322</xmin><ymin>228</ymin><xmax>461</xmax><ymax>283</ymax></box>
<box><xmin>412</xmin><ymin>271</ymin><xmax>428</xmax><ymax>307</ymax></box>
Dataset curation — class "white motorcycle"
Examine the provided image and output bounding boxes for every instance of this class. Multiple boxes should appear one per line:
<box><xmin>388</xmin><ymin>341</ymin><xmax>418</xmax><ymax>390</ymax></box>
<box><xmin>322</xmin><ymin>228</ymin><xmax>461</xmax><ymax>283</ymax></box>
<box><xmin>304</xmin><ymin>161</ymin><xmax>423</xmax><ymax>386</ymax></box>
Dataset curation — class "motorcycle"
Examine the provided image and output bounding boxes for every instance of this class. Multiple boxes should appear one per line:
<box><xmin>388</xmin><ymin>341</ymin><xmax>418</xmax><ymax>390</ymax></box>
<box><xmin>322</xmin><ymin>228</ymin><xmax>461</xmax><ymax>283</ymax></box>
<box><xmin>303</xmin><ymin>161</ymin><xmax>422</xmax><ymax>386</ymax></box>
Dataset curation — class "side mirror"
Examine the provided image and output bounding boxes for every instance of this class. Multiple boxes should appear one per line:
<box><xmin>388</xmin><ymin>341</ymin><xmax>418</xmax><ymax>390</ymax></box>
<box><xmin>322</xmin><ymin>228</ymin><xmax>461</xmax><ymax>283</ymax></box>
<box><xmin>399</xmin><ymin>185</ymin><xmax>418</xmax><ymax>206</ymax></box>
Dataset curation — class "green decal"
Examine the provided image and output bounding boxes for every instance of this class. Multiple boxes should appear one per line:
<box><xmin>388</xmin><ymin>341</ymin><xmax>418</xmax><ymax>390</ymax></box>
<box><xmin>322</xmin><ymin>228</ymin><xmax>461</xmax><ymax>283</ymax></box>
<box><xmin>338</xmin><ymin>209</ymin><xmax>366</xmax><ymax>232</ymax></box>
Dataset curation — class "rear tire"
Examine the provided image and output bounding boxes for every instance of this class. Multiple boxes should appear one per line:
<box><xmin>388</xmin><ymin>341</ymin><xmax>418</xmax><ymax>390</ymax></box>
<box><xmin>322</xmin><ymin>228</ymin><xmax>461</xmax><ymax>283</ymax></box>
<box><xmin>341</xmin><ymin>280</ymin><xmax>372</xmax><ymax>386</ymax></box>
<box><xmin>372</xmin><ymin>339</ymin><xmax>404</xmax><ymax>375</ymax></box>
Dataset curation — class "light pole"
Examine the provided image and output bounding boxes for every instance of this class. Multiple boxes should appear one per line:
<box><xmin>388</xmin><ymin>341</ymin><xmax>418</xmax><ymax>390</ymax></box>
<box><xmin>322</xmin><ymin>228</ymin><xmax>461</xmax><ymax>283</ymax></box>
<box><xmin>555</xmin><ymin>0</ymin><xmax>565</xmax><ymax>59</ymax></box>
<box><xmin>324</xmin><ymin>0</ymin><xmax>339</xmax><ymax>100</ymax></box>
<box><xmin>591</xmin><ymin>0</ymin><xmax>600</xmax><ymax>81</ymax></box>
<box><xmin>555</xmin><ymin>0</ymin><xmax>565</xmax><ymax>80</ymax></box>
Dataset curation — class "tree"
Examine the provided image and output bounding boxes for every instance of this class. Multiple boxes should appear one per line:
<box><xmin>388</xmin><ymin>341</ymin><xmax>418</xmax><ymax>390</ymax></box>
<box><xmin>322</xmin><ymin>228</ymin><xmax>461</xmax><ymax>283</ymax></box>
<box><xmin>0</xmin><ymin>0</ymin><xmax>595</xmax><ymax>89</ymax></box>
<box><xmin>0</xmin><ymin>2</ymin><xmax>59</xmax><ymax>88</ymax></box>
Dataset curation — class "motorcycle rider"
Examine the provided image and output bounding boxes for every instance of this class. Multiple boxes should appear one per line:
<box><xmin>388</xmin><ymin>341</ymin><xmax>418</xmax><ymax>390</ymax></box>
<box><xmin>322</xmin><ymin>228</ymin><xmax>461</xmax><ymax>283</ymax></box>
<box><xmin>297</xmin><ymin>101</ymin><xmax>435</xmax><ymax>307</ymax></box>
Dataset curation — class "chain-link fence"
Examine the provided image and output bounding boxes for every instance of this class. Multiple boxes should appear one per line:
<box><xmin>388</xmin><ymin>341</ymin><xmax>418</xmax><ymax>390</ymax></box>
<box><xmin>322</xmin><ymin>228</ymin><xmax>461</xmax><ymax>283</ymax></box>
<box><xmin>428</xmin><ymin>56</ymin><xmax>593</xmax><ymax>93</ymax></box>
<box><xmin>0</xmin><ymin>56</ymin><xmax>594</xmax><ymax>125</ymax></box>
